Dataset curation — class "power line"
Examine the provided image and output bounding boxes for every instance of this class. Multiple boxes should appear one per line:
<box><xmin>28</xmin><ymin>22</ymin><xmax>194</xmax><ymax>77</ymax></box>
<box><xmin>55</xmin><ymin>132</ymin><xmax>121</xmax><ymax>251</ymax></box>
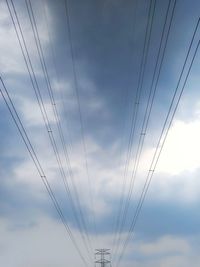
<box><xmin>115</xmin><ymin>17</ymin><xmax>200</xmax><ymax>267</ymax></box>
<box><xmin>113</xmin><ymin>0</ymin><xmax>154</xmax><ymax>255</ymax></box>
<box><xmin>41</xmin><ymin>0</ymin><xmax>73</xmax><ymax>154</ymax></box>
<box><xmin>0</xmin><ymin>76</ymin><xmax>88</xmax><ymax>267</ymax></box>
<box><xmin>111</xmin><ymin>0</ymin><xmax>139</xmax><ymax>254</ymax></box>
<box><xmin>63</xmin><ymin>0</ymin><xmax>97</xmax><ymax>243</ymax></box>
<box><xmin>6</xmin><ymin>0</ymin><xmax>92</xmax><ymax>258</ymax></box>
<box><xmin>41</xmin><ymin>0</ymin><xmax>93</xmax><ymax>252</ymax></box>
<box><xmin>25</xmin><ymin>0</ymin><xmax>93</xmax><ymax>255</ymax></box>
<box><xmin>113</xmin><ymin>0</ymin><xmax>157</xmax><ymax>259</ymax></box>
<box><xmin>114</xmin><ymin>0</ymin><xmax>177</xmax><ymax>259</ymax></box>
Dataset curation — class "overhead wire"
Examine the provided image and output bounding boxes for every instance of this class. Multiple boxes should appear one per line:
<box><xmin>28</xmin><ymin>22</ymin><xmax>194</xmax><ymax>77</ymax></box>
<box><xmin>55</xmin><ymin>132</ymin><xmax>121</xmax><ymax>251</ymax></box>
<box><xmin>41</xmin><ymin>0</ymin><xmax>72</xmax><ymax>154</ymax></box>
<box><xmin>113</xmin><ymin>0</ymin><xmax>154</xmax><ymax>254</ymax></box>
<box><xmin>5</xmin><ymin>0</ymin><xmax>92</xmax><ymax>259</ymax></box>
<box><xmin>111</xmin><ymin>0</ymin><xmax>139</xmax><ymax>254</ymax></box>
<box><xmin>0</xmin><ymin>76</ymin><xmax>88</xmax><ymax>267</ymax></box>
<box><xmin>63</xmin><ymin>0</ymin><xmax>97</xmax><ymax>244</ymax></box>
<box><xmin>25</xmin><ymin>0</ymin><xmax>93</xmax><ymax>254</ymax></box>
<box><xmin>113</xmin><ymin>0</ymin><xmax>157</xmax><ymax>259</ymax></box>
<box><xmin>114</xmin><ymin>0</ymin><xmax>177</xmax><ymax>259</ymax></box>
<box><xmin>115</xmin><ymin>16</ymin><xmax>200</xmax><ymax>267</ymax></box>
<box><xmin>123</xmin><ymin>0</ymin><xmax>176</xmax><ymax>215</ymax></box>
<box><xmin>41</xmin><ymin>0</ymin><xmax>91</xmax><ymax>251</ymax></box>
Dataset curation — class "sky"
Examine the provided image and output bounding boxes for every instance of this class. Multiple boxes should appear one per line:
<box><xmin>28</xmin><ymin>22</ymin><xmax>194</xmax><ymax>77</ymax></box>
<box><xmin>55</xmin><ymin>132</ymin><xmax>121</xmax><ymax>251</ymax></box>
<box><xmin>0</xmin><ymin>0</ymin><xmax>200</xmax><ymax>266</ymax></box>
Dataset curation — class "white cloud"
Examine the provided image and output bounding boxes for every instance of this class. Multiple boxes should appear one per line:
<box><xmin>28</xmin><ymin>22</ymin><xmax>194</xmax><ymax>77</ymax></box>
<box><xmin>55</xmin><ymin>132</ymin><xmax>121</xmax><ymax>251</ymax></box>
<box><xmin>119</xmin><ymin>235</ymin><xmax>200</xmax><ymax>267</ymax></box>
<box><xmin>138</xmin><ymin>110</ymin><xmax>200</xmax><ymax>178</ymax></box>
<box><xmin>0</xmin><ymin>0</ymin><xmax>53</xmax><ymax>76</ymax></box>
<box><xmin>0</xmin><ymin>3</ymin><xmax>26</xmax><ymax>74</ymax></box>
<box><xmin>0</xmin><ymin>216</ymin><xmax>118</xmax><ymax>267</ymax></box>
<box><xmin>18</xmin><ymin>96</ymin><xmax>56</xmax><ymax>127</ymax></box>
<box><xmin>157</xmin><ymin>119</ymin><xmax>200</xmax><ymax>175</ymax></box>
<box><xmin>0</xmin><ymin>217</ymin><xmax>91</xmax><ymax>267</ymax></box>
<box><xmin>130</xmin><ymin>101</ymin><xmax>200</xmax><ymax>203</ymax></box>
<box><xmin>138</xmin><ymin>235</ymin><xmax>190</xmax><ymax>255</ymax></box>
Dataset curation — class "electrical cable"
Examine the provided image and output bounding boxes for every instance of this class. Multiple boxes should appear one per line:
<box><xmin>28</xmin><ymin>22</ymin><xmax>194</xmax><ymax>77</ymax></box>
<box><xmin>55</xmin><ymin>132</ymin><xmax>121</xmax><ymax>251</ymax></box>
<box><xmin>113</xmin><ymin>0</ymin><xmax>157</xmax><ymax>259</ymax></box>
<box><xmin>115</xmin><ymin>1</ymin><xmax>177</xmax><ymax>258</ymax></box>
<box><xmin>0</xmin><ymin>76</ymin><xmax>88</xmax><ymax>267</ymax></box>
<box><xmin>5</xmin><ymin>0</ymin><xmax>92</xmax><ymax>258</ymax></box>
<box><xmin>116</xmin><ymin>17</ymin><xmax>200</xmax><ymax>267</ymax></box>
<box><xmin>63</xmin><ymin>0</ymin><xmax>97</xmax><ymax>244</ymax></box>
<box><xmin>25</xmin><ymin>0</ymin><xmax>93</xmax><ymax>254</ymax></box>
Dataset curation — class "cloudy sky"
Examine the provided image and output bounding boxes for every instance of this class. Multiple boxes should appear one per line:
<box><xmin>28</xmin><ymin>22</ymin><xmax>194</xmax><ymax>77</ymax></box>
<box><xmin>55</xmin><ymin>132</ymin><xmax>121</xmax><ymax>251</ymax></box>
<box><xmin>1</xmin><ymin>0</ymin><xmax>200</xmax><ymax>266</ymax></box>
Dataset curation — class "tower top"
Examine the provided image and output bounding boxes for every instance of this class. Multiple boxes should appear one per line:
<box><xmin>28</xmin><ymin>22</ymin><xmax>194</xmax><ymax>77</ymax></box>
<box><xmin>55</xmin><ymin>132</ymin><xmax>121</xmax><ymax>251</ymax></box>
<box><xmin>95</xmin><ymin>249</ymin><xmax>111</xmax><ymax>267</ymax></box>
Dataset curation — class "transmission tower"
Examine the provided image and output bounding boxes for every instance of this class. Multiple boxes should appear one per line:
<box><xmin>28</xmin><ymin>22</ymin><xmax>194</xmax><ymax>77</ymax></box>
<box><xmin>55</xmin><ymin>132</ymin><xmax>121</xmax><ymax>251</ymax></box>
<box><xmin>95</xmin><ymin>249</ymin><xmax>111</xmax><ymax>267</ymax></box>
